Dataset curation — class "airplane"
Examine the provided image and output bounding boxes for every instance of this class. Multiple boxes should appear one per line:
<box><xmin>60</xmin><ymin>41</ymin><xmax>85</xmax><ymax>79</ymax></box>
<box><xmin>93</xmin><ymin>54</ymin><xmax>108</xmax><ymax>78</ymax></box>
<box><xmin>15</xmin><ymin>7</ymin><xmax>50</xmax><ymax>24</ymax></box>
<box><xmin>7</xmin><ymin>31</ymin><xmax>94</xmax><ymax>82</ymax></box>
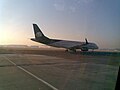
<box><xmin>31</xmin><ymin>24</ymin><xmax>98</xmax><ymax>52</ymax></box>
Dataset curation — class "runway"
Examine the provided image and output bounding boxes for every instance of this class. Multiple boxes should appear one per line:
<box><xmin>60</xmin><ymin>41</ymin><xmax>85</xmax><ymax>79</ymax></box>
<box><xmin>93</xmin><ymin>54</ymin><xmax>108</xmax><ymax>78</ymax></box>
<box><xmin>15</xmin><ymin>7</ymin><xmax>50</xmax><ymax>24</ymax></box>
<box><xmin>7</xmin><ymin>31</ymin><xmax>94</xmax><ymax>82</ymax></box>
<box><xmin>0</xmin><ymin>48</ymin><xmax>119</xmax><ymax>90</ymax></box>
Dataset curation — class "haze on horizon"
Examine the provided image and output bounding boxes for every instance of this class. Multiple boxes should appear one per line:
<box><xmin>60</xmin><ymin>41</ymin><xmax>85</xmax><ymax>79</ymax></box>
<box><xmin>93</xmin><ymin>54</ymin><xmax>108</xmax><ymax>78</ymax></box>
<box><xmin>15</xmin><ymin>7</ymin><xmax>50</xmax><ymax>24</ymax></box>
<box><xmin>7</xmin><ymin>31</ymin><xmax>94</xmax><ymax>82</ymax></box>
<box><xmin>0</xmin><ymin>0</ymin><xmax>120</xmax><ymax>49</ymax></box>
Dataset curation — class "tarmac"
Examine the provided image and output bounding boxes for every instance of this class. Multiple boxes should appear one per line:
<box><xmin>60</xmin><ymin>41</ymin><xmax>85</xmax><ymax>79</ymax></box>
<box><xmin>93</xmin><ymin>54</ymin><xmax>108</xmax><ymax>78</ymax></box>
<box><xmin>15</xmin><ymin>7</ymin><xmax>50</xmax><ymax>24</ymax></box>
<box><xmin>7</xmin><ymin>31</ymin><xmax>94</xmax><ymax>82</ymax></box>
<box><xmin>0</xmin><ymin>47</ymin><xmax>119</xmax><ymax>90</ymax></box>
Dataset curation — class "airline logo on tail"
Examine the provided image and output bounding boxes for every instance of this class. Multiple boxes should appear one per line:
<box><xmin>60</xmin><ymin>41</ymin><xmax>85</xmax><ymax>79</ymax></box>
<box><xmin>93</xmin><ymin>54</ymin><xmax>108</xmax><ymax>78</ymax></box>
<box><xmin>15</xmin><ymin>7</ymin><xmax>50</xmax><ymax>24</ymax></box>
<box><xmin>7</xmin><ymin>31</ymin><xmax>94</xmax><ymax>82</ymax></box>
<box><xmin>36</xmin><ymin>32</ymin><xmax>42</xmax><ymax>37</ymax></box>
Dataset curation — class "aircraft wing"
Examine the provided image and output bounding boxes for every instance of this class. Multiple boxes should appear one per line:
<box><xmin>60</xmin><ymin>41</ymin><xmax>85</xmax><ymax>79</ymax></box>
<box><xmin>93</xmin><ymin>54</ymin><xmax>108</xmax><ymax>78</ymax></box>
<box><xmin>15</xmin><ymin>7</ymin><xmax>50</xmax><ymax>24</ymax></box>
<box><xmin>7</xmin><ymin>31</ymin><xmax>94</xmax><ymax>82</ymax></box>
<box><xmin>68</xmin><ymin>44</ymin><xmax>84</xmax><ymax>49</ymax></box>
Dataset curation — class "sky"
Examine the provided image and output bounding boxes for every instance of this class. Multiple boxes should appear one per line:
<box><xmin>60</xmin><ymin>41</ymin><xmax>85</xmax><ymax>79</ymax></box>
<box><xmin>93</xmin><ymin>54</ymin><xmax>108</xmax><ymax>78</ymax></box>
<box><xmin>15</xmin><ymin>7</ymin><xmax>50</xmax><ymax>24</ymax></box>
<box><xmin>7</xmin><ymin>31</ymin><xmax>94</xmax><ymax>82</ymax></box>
<box><xmin>0</xmin><ymin>0</ymin><xmax>120</xmax><ymax>49</ymax></box>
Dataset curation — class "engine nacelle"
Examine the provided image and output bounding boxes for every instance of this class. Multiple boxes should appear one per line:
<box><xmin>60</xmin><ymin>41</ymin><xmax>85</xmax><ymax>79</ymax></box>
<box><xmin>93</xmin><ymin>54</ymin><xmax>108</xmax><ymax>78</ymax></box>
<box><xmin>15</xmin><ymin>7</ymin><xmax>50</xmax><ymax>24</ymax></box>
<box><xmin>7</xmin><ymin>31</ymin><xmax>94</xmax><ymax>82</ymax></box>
<box><xmin>81</xmin><ymin>47</ymin><xmax>88</xmax><ymax>51</ymax></box>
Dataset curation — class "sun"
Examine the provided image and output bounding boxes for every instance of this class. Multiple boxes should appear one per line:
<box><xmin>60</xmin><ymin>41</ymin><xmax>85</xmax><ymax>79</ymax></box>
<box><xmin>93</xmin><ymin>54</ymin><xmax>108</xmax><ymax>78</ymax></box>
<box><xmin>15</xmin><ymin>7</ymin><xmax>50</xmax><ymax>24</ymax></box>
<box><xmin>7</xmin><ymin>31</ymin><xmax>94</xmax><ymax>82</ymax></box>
<box><xmin>0</xmin><ymin>25</ymin><xmax>17</xmax><ymax>45</ymax></box>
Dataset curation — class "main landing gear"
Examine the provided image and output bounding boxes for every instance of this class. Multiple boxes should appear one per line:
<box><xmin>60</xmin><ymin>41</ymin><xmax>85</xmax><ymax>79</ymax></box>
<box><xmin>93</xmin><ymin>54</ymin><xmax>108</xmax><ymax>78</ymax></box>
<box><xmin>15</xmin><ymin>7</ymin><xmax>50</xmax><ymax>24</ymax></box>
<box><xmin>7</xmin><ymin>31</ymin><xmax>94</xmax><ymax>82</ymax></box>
<box><xmin>65</xmin><ymin>49</ymin><xmax>76</xmax><ymax>53</ymax></box>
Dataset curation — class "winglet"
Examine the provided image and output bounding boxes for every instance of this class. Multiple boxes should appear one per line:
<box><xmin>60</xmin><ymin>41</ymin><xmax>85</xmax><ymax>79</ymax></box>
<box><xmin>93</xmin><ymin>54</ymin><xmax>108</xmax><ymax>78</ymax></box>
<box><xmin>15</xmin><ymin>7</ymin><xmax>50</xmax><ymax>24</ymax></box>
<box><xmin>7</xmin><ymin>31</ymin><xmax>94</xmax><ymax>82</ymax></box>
<box><xmin>85</xmin><ymin>38</ymin><xmax>89</xmax><ymax>44</ymax></box>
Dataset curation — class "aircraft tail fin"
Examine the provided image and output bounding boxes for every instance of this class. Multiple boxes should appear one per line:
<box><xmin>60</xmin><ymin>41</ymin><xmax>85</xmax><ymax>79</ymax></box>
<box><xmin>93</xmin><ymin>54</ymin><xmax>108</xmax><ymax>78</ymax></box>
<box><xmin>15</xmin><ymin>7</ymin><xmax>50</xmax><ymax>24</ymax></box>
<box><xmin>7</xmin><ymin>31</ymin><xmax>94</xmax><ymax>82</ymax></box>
<box><xmin>33</xmin><ymin>24</ymin><xmax>45</xmax><ymax>39</ymax></box>
<box><xmin>32</xmin><ymin>24</ymin><xmax>51</xmax><ymax>44</ymax></box>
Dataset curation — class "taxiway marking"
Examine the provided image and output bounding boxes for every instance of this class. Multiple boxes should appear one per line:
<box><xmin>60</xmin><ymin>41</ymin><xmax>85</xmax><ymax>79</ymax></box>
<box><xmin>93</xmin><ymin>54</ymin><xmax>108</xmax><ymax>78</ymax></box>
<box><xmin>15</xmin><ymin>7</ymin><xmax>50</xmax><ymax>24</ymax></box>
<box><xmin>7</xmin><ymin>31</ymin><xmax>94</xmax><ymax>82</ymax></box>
<box><xmin>3</xmin><ymin>56</ymin><xmax>58</xmax><ymax>90</ymax></box>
